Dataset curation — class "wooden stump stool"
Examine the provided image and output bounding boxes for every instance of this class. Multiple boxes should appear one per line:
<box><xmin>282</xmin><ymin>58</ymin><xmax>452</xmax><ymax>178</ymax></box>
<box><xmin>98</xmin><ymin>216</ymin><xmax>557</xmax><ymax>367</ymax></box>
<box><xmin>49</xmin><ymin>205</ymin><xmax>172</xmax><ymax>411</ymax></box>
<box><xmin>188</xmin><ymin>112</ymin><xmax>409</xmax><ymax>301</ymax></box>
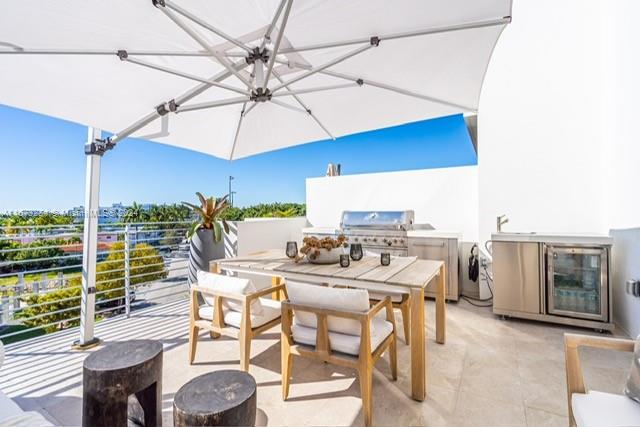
<box><xmin>83</xmin><ymin>340</ymin><xmax>163</xmax><ymax>427</ymax></box>
<box><xmin>173</xmin><ymin>370</ymin><xmax>257</xmax><ymax>427</ymax></box>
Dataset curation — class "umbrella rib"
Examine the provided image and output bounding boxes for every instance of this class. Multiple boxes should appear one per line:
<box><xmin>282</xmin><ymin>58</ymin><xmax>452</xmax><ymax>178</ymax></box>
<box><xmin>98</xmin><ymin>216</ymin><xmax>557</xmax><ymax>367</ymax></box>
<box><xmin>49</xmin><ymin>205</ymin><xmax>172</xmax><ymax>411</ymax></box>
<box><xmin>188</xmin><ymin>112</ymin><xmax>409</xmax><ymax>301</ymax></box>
<box><xmin>262</xmin><ymin>0</ymin><xmax>293</xmax><ymax>91</ymax></box>
<box><xmin>272</xmin><ymin>69</ymin><xmax>335</xmax><ymax>140</ymax></box>
<box><xmin>109</xmin><ymin>59</ymin><xmax>248</xmax><ymax>145</ymax></box>
<box><xmin>274</xmin><ymin>58</ymin><xmax>476</xmax><ymax>112</ymax></box>
<box><xmin>177</xmin><ymin>96</ymin><xmax>251</xmax><ymax>114</ymax></box>
<box><xmin>162</xmin><ymin>0</ymin><xmax>252</xmax><ymax>53</ymax></box>
<box><xmin>260</xmin><ymin>0</ymin><xmax>288</xmax><ymax>51</ymax></box>
<box><xmin>0</xmin><ymin>48</ymin><xmax>228</xmax><ymax>57</ymax></box>
<box><xmin>123</xmin><ymin>56</ymin><xmax>247</xmax><ymax>96</ymax></box>
<box><xmin>229</xmin><ymin>103</ymin><xmax>247</xmax><ymax>160</ymax></box>
<box><xmin>320</xmin><ymin>69</ymin><xmax>477</xmax><ymax>112</ymax></box>
<box><xmin>270</xmin><ymin>82</ymin><xmax>360</xmax><ymax>97</ymax></box>
<box><xmin>278</xmin><ymin>16</ymin><xmax>511</xmax><ymax>54</ymax></box>
<box><xmin>158</xmin><ymin>6</ymin><xmax>253</xmax><ymax>88</ymax></box>
<box><xmin>269</xmin><ymin>99</ymin><xmax>308</xmax><ymax>114</ymax></box>
<box><xmin>271</xmin><ymin>43</ymin><xmax>374</xmax><ymax>93</ymax></box>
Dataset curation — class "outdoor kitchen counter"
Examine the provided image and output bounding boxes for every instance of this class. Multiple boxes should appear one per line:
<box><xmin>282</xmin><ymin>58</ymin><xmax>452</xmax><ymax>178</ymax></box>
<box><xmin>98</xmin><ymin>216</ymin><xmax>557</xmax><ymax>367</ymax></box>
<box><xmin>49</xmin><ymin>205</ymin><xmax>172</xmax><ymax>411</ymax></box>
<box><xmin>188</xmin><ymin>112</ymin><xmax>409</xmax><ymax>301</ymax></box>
<box><xmin>407</xmin><ymin>230</ymin><xmax>463</xmax><ymax>239</ymax></box>
<box><xmin>211</xmin><ymin>250</ymin><xmax>446</xmax><ymax>402</ymax></box>
<box><xmin>492</xmin><ymin>232</ymin><xmax>613</xmax><ymax>245</ymax></box>
<box><xmin>301</xmin><ymin>227</ymin><xmax>340</xmax><ymax>235</ymax></box>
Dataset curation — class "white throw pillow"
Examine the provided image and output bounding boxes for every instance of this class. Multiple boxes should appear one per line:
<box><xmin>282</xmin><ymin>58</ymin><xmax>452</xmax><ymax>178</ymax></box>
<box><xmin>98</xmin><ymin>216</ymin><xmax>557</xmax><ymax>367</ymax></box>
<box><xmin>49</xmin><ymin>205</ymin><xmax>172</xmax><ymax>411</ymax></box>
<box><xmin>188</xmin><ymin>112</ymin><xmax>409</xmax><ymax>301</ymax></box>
<box><xmin>196</xmin><ymin>271</ymin><xmax>262</xmax><ymax>315</ymax></box>
<box><xmin>286</xmin><ymin>281</ymin><xmax>370</xmax><ymax>336</ymax></box>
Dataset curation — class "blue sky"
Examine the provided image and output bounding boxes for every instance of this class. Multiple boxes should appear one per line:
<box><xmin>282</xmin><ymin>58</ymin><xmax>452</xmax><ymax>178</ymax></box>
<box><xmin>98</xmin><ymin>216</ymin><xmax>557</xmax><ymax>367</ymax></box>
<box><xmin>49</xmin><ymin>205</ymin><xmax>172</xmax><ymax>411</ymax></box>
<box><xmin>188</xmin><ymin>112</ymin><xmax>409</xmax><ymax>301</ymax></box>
<box><xmin>0</xmin><ymin>104</ymin><xmax>475</xmax><ymax>212</ymax></box>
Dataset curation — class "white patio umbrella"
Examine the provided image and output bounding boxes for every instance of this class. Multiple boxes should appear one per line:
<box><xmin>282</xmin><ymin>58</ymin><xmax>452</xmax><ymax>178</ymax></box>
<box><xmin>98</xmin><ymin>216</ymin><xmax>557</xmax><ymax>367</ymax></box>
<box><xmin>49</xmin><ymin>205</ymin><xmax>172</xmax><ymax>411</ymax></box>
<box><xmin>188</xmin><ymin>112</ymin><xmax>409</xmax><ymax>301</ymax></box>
<box><xmin>0</xmin><ymin>0</ymin><xmax>511</xmax><ymax>159</ymax></box>
<box><xmin>0</xmin><ymin>0</ymin><xmax>511</xmax><ymax>346</ymax></box>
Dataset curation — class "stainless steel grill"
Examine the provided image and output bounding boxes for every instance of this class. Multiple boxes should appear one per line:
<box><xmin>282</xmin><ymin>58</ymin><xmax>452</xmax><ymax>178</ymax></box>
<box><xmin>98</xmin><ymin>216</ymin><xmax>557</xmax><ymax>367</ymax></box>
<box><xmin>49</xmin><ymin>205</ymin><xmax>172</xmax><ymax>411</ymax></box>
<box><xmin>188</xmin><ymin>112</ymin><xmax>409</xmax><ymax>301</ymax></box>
<box><xmin>339</xmin><ymin>210</ymin><xmax>415</xmax><ymax>256</ymax></box>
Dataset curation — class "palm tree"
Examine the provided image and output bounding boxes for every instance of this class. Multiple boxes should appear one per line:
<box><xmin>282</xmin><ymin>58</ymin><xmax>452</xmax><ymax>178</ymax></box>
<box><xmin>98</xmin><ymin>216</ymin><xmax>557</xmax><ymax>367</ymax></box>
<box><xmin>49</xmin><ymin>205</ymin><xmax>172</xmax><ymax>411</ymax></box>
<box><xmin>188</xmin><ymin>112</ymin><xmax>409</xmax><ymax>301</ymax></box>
<box><xmin>123</xmin><ymin>202</ymin><xmax>147</xmax><ymax>224</ymax></box>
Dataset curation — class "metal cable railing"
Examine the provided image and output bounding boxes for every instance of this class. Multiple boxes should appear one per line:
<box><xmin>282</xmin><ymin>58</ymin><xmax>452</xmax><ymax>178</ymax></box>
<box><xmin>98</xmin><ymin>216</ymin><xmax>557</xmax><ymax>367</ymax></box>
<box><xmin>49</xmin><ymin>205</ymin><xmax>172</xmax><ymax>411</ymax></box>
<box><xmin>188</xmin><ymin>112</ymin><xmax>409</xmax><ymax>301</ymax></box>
<box><xmin>0</xmin><ymin>221</ymin><xmax>191</xmax><ymax>343</ymax></box>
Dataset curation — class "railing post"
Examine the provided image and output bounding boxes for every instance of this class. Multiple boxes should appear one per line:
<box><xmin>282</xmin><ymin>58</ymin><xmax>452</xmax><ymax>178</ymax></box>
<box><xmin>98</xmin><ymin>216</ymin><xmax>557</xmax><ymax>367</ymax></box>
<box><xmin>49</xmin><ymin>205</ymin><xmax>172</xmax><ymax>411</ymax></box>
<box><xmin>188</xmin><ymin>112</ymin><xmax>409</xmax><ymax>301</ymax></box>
<box><xmin>124</xmin><ymin>224</ymin><xmax>131</xmax><ymax>318</ymax></box>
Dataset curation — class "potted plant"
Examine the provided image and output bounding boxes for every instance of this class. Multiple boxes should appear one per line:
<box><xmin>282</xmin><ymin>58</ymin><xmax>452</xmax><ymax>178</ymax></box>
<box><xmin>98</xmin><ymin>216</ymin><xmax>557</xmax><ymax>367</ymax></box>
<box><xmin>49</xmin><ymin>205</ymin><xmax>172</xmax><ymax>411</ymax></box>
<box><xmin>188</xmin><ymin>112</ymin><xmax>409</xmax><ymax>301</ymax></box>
<box><xmin>182</xmin><ymin>192</ymin><xmax>230</xmax><ymax>284</ymax></box>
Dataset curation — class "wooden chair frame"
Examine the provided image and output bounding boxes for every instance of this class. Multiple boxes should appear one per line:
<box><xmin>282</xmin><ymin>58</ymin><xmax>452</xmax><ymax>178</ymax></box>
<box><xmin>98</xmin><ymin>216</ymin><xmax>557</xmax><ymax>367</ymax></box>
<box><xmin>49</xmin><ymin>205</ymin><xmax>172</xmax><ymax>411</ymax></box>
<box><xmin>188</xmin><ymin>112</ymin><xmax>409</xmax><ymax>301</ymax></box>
<box><xmin>281</xmin><ymin>296</ymin><xmax>398</xmax><ymax>427</ymax></box>
<box><xmin>564</xmin><ymin>333</ymin><xmax>636</xmax><ymax>427</ymax></box>
<box><xmin>189</xmin><ymin>283</ymin><xmax>288</xmax><ymax>371</ymax></box>
<box><xmin>369</xmin><ymin>293</ymin><xmax>411</xmax><ymax>345</ymax></box>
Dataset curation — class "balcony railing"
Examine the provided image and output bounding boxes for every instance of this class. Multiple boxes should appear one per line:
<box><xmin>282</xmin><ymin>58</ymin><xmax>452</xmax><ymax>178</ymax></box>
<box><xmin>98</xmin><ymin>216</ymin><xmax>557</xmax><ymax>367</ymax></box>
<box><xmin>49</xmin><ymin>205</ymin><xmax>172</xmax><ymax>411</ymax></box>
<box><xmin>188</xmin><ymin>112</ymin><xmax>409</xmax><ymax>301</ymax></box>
<box><xmin>0</xmin><ymin>221</ymin><xmax>190</xmax><ymax>343</ymax></box>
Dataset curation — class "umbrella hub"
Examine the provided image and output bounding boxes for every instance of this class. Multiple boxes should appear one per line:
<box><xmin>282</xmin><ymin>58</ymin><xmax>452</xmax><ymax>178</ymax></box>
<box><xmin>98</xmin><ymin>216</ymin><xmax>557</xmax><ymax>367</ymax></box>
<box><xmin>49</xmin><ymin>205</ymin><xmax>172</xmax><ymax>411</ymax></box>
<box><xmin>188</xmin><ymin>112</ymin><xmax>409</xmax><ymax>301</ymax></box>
<box><xmin>250</xmin><ymin>87</ymin><xmax>272</xmax><ymax>103</ymax></box>
<box><xmin>245</xmin><ymin>47</ymin><xmax>269</xmax><ymax>65</ymax></box>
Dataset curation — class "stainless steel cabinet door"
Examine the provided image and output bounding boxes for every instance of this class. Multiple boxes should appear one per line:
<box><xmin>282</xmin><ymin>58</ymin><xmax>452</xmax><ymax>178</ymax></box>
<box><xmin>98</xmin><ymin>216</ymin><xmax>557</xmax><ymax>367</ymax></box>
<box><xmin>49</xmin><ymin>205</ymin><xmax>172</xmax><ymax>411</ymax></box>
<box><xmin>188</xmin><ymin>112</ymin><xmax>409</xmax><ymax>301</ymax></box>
<box><xmin>409</xmin><ymin>238</ymin><xmax>449</xmax><ymax>295</ymax></box>
<box><xmin>492</xmin><ymin>241</ymin><xmax>541</xmax><ymax>315</ymax></box>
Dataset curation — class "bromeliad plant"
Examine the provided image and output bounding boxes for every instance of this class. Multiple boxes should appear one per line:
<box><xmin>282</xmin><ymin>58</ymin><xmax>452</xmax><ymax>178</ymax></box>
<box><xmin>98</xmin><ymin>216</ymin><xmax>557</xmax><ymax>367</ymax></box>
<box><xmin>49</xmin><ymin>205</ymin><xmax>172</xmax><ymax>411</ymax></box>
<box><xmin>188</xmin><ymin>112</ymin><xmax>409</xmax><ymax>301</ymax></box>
<box><xmin>182</xmin><ymin>192</ymin><xmax>230</xmax><ymax>242</ymax></box>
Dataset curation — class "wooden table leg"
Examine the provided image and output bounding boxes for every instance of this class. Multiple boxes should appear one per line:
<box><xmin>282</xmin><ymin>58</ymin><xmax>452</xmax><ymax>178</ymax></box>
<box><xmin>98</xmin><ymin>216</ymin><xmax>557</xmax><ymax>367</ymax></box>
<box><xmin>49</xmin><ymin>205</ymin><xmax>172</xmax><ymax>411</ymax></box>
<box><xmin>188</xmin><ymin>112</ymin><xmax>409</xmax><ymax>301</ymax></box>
<box><xmin>436</xmin><ymin>264</ymin><xmax>446</xmax><ymax>344</ymax></box>
<box><xmin>409</xmin><ymin>287</ymin><xmax>426</xmax><ymax>401</ymax></box>
<box><xmin>272</xmin><ymin>276</ymin><xmax>283</xmax><ymax>301</ymax></box>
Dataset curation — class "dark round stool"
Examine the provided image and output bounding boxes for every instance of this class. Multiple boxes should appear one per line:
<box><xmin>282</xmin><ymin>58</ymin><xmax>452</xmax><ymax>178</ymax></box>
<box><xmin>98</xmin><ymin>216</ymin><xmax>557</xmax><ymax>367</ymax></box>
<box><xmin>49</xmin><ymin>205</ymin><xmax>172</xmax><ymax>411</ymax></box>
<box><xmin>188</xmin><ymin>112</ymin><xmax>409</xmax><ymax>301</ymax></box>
<box><xmin>173</xmin><ymin>370</ymin><xmax>257</xmax><ymax>427</ymax></box>
<box><xmin>82</xmin><ymin>340</ymin><xmax>163</xmax><ymax>427</ymax></box>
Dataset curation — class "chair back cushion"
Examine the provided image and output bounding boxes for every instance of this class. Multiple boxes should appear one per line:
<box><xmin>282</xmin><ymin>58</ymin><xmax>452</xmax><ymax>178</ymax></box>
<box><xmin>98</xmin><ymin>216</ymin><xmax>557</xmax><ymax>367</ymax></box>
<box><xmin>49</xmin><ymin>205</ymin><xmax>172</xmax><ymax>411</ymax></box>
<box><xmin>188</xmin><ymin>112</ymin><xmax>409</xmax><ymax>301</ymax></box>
<box><xmin>197</xmin><ymin>271</ymin><xmax>262</xmax><ymax>314</ymax></box>
<box><xmin>625</xmin><ymin>335</ymin><xmax>640</xmax><ymax>403</ymax></box>
<box><xmin>286</xmin><ymin>281</ymin><xmax>369</xmax><ymax>336</ymax></box>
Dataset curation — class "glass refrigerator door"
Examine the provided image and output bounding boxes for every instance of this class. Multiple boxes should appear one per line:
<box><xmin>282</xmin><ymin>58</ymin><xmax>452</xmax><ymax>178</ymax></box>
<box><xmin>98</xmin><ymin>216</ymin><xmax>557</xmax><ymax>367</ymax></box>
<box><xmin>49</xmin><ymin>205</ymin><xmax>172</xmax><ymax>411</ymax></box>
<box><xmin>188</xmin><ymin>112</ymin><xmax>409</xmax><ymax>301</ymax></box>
<box><xmin>547</xmin><ymin>246</ymin><xmax>608</xmax><ymax>321</ymax></box>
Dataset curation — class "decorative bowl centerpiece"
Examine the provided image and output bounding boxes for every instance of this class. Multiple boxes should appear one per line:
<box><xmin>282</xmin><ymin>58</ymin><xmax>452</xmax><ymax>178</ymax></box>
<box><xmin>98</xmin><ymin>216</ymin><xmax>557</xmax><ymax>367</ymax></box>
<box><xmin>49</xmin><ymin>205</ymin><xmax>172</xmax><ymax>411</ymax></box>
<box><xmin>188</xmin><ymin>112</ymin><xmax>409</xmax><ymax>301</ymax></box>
<box><xmin>298</xmin><ymin>235</ymin><xmax>347</xmax><ymax>264</ymax></box>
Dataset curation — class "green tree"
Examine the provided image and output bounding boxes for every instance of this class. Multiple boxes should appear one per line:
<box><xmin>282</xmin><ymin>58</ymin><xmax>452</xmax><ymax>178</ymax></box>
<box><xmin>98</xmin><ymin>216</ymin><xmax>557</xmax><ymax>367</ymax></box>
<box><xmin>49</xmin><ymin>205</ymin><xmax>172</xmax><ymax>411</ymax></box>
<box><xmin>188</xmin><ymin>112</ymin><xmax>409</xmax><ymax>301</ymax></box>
<box><xmin>16</xmin><ymin>242</ymin><xmax>167</xmax><ymax>333</ymax></box>
<box><xmin>122</xmin><ymin>202</ymin><xmax>148</xmax><ymax>223</ymax></box>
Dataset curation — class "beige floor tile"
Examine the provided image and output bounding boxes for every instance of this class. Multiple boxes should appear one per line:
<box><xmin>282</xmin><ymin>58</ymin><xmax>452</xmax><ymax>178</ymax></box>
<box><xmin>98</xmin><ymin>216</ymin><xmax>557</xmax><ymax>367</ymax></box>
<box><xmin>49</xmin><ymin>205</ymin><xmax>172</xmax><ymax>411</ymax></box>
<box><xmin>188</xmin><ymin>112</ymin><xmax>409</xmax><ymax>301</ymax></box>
<box><xmin>454</xmin><ymin>390</ymin><xmax>527</xmax><ymax>427</ymax></box>
<box><xmin>525</xmin><ymin>407</ymin><xmax>568</xmax><ymax>427</ymax></box>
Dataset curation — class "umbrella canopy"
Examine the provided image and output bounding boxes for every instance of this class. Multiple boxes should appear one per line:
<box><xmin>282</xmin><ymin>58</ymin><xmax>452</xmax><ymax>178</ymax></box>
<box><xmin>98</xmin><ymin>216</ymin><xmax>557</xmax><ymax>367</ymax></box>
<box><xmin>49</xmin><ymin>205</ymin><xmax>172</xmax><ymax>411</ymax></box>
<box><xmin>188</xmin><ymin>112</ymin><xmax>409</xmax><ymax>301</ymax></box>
<box><xmin>0</xmin><ymin>0</ymin><xmax>511</xmax><ymax>159</ymax></box>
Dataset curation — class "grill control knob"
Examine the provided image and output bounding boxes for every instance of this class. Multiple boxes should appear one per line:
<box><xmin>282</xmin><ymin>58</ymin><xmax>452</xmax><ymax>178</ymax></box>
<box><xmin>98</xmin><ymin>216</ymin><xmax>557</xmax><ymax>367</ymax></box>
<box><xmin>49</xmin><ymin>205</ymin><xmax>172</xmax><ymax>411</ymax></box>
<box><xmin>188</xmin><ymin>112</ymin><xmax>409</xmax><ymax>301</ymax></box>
<box><xmin>399</xmin><ymin>239</ymin><xmax>404</xmax><ymax>244</ymax></box>
<box><xmin>393</xmin><ymin>239</ymin><xmax>398</xmax><ymax>243</ymax></box>
<box><xmin>363</xmin><ymin>237</ymin><xmax>369</xmax><ymax>242</ymax></box>
<box><xmin>387</xmin><ymin>241</ymin><xmax>392</xmax><ymax>246</ymax></box>
<box><xmin>372</xmin><ymin>238</ymin><xmax>378</xmax><ymax>243</ymax></box>
<box><xmin>354</xmin><ymin>237</ymin><xmax>359</xmax><ymax>242</ymax></box>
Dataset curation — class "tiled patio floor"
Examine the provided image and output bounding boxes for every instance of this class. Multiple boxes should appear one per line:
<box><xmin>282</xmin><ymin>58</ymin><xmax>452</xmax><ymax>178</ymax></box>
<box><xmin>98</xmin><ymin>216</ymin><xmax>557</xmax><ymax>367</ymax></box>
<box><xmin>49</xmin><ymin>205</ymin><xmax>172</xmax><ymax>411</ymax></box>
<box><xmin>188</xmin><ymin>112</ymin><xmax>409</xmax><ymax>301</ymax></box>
<box><xmin>0</xmin><ymin>298</ymin><xmax>632</xmax><ymax>426</ymax></box>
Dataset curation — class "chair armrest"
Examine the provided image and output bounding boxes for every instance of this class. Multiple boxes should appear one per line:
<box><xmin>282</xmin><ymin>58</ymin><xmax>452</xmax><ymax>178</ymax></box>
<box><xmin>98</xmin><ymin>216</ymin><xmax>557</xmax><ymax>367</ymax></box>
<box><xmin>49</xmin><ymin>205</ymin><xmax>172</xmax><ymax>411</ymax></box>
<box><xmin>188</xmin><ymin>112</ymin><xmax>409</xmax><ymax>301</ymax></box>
<box><xmin>565</xmin><ymin>333</ymin><xmax>635</xmax><ymax>352</ymax></box>
<box><xmin>367</xmin><ymin>297</ymin><xmax>391</xmax><ymax>320</ymax></box>
<box><xmin>191</xmin><ymin>284</ymin><xmax>246</xmax><ymax>302</ymax></box>
<box><xmin>564</xmin><ymin>333</ymin><xmax>636</xmax><ymax>427</ymax></box>
<box><xmin>247</xmin><ymin>284</ymin><xmax>286</xmax><ymax>302</ymax></box>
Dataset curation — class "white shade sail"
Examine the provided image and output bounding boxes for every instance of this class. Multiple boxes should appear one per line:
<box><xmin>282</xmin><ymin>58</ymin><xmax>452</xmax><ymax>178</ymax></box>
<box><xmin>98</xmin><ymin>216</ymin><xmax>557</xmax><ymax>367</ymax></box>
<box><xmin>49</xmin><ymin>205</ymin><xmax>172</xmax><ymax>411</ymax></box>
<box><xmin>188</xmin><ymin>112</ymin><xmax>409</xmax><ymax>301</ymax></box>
<box><xmin>0</xmin><ymin>0</ymin><xmax>511</xmax><ymax>159</ymax></box>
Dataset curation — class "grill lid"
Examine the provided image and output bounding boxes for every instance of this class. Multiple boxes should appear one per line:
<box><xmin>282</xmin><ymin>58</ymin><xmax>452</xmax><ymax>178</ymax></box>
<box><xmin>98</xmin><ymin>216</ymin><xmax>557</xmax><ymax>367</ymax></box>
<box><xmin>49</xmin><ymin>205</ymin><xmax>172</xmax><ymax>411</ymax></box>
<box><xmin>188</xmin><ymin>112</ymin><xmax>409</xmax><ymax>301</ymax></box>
<box><xmin>340</xmin><ymin>210</ymin><xmax>415</xmax><ymax>231</ymax></box>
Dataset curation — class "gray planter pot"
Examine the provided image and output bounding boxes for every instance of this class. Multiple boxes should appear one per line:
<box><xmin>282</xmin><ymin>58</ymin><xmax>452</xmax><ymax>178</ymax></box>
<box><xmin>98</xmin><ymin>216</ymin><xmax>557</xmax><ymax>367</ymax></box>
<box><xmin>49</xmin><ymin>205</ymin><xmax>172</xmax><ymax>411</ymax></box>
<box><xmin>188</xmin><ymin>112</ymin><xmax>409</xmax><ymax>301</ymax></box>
<box><xmin>188</xmin><ymin>228</ymin><xmax>225</xmax><ymax>285</ymax></box>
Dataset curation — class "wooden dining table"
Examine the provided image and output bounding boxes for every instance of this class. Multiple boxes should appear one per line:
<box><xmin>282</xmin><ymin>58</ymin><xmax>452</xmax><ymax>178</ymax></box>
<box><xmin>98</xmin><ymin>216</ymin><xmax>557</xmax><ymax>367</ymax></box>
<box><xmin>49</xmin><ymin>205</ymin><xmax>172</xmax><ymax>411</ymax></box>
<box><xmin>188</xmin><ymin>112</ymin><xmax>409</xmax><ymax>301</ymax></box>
<box><xmin>211</xmin><ymin>249</ymin><xmax>446</xmax><ymax>401</ymax></box>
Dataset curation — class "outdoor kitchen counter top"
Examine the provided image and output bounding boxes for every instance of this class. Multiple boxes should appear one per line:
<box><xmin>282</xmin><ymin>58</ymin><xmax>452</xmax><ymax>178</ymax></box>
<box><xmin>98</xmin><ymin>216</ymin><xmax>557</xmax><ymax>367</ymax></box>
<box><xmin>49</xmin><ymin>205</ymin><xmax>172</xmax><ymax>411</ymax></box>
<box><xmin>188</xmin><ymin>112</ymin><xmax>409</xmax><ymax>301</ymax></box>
<box><xmin>407</xmin><ymin>230</ymin><xmax>463</xmax><ymax>239</ymax></box>
<box><xmin>491</xmin><ymin>232</ymin><xmax>613</xmax><ymax>245</ymax></box>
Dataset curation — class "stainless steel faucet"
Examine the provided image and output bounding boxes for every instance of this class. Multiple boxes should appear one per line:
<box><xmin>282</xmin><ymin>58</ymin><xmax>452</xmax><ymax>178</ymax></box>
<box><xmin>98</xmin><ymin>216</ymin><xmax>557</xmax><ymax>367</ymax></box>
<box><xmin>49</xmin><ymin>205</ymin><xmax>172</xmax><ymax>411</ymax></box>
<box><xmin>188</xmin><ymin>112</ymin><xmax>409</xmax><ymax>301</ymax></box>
<box><xmin>497</xmin><ymin>214</ymin><xmax>509</xmax><ymax>232</ymax></box>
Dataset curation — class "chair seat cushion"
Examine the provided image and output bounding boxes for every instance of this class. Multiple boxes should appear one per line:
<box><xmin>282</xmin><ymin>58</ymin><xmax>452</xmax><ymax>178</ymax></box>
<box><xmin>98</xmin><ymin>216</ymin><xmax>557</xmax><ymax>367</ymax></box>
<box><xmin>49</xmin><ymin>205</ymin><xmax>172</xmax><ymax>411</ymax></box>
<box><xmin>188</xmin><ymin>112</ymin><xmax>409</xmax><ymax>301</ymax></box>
<box><xmin>291</xmin><ymin>317</ymin><xmax>393</xmax><ymax>356</ymax></box>
<box><xmin>198</xmin><ymin>298</ymin><xmax>281</xmax><ymax>329</ymax></box>
<box><xmin>286</xmin><ymin>281</ymin><xmax>371</xmax><ymax>336</ymax></box>
<box><xmin>197</xmin><ymin>271</ymin><xmax>262</xmax><ymax>314</ymax></box>
<box><xmin>572</xmin><ymin>391</ymin><xmax>640</xmax><ymax>427</ymax></box>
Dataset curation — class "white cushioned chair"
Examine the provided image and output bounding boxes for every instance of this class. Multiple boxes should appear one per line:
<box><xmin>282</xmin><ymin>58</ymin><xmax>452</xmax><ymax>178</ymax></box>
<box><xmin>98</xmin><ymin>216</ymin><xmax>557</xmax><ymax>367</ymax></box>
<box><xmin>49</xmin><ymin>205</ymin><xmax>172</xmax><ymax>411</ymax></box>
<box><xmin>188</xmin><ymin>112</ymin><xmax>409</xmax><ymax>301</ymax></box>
<box><xmin>565</xmin><ymin>333</ymin><xmax>640</xmax><ymax>427</ymax></box>
<box><xmin>189</xmin><ymin>271</ymin><xmax>287</xmax><ymax>371</ymax></box>
<box><xmin>0</xmin><ymin>342</ymin><xmax>54</xmax><ymax>426</ymax></box>
<box><xmin>281</xmin><ymin>281</ymin><xmax>397</xmax><ymax>427</ymax></box>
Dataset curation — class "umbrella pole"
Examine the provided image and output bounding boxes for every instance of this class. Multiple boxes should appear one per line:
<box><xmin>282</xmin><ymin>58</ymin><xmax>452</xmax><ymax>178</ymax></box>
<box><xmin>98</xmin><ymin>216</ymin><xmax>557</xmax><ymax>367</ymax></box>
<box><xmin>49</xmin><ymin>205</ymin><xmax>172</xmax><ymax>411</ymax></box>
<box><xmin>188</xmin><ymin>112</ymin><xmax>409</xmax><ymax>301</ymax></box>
<box><xmin>73</xmin><ymin>127</ymin><xmax>104</xmax><ymax>349</ymax></box>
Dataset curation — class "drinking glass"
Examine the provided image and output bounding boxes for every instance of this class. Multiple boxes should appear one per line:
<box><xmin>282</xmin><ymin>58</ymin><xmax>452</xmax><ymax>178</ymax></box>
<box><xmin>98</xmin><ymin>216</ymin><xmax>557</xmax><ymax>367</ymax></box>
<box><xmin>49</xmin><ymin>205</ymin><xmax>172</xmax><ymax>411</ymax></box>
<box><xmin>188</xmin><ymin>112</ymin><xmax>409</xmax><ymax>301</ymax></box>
<box><xmin>340</xmin><ymin>254</ymin><xmax>350</xmax><ymax>268</ymax></box>
<box><xmin>286</xmin><ymin>241</ymin><xmax>298</xmax><ymax>259</ymax></box>
<box><xmin>350</xmin><ymin>243</ymin><xmax>363</xmax><ymax>261</ymax></box>
<box><xmin>381</xmin><ymin>252</ymin><xmax>391</xmax><ymax>266</ymax></box>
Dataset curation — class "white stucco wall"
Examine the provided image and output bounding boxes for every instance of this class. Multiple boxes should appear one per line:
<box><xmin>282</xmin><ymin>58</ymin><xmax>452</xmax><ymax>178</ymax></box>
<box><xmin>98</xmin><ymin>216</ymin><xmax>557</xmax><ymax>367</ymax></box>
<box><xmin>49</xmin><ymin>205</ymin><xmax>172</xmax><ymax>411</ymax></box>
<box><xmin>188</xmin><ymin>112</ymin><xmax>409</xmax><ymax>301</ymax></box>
<box><xmin>306</xmin><ymin>165</ymin><xmax>478</xmax><ymax>241</ymax></box>
<box><xmin>604</xmin><ymin>2</ymin><xmax>640</xmax><ymax>230</ymax></box>
<box><xmin>478</xmin><ymin>0</ymin><xmax>608</xmax><ymax>245</ymax></box>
